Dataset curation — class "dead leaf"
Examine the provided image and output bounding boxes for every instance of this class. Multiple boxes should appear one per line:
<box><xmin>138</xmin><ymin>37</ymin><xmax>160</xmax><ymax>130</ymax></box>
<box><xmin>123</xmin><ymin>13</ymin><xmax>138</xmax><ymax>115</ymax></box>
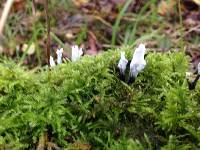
<box><xmin>37</xmin><ymin>132</ymin><xmax>48</xmax><ymax>150</ymax></box>
<box><xmin>72</xmin><ymin>0</ymin><xmax>89</xmax><ymax>7</ymax></box>
<box><xmin>158</xmin><ymin>0</ymin><xmax>177</xmax><ymax>16</ymax></box>
<box><xmin>12</xmin><ymin>0</ymin><xmax>25</xmax><ymax>12</ymax></box>
<box><xmin>0</xmin><ymin>45</ymin><xmax>3</xmax><ymax>53</ymax></box>
<box><xmin>65</xmin><ymin>31</ymin><xmax>75</xmax><ymax>39</ymax></box>
<box><xmin>88</xmin><ymin>31</ymin><xmax>98</xmax><ymax>55</ymax></box>
<box><xmin>21</xmin><ymin>11</ymin><xmax>42</xmax><ymax>27</ymax></box>
<box><xmin>184</xmin><ymin>11</ymin><xmax>200</xmax><ymax>28</ymax></box>
<box><xmin>47</xmin><ymin>142</ymin><xmax>60</xmax><ymax>150</ymax></box>
<box><xmin>94</xmin><ymin>96</ymin><xmax>100</xmax><ymax>103</ymax></box>
<box><xmin>0</xmin><ymin>36</ymin><xmax>4</xmax><ymax>53</ymax></box>
<box><xmin>22</xmin><ymin>43</ymin><xmax>35</xmax><ymax>55</ymax></box>
<box><xmin>192</xmin><ymin>0</ymin><xmax>200</xmax><ymax>5</ymax></box>
<box><xmin>66</xmin><ymin>141</ymin><xmax>91</xmax><ymax>150</ymax></box>
<box><xmin>111</xmin><ymin>0</ymin><xmax>125</xmax><ymax>4</ymax></box>
<box><xmin>35</xmin><ymin>0</ymin><xmax>44</xmax><ymax>4</ymax></box>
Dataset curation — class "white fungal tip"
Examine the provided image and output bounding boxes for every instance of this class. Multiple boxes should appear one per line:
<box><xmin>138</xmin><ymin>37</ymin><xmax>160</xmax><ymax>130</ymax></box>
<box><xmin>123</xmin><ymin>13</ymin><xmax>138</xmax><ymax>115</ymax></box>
<box><xmin>198</xmin><ymin>62</ymin><xmax>200</xmax><ymax>75</ymax></box>
<box><xmin>50</xmin><ymin>56</ymin><xmax>56</xmax><ymax>67</ymax></box>
<box><xmin>138</xmin><ymin>43</ymin><xmax>145</xmax><ymax>50</ymax></box>
<box><xmin>56</xmin><ymin>48</ymin><xmax>63</xmax><ymax>64</ymax></box>
<box><xmin>71</xmin><ymin>45</ymin><xmax>83</xmax><ymax>62</ymax></box>
<box><xmin>130</xmin><ymin>44</ymin><xmax>147</xmax><ymax>78</ymax></box>
<box><xmin>118</xmin><ymin>51</ymin><xmax>128</xmax><ymax>74</ymax></box>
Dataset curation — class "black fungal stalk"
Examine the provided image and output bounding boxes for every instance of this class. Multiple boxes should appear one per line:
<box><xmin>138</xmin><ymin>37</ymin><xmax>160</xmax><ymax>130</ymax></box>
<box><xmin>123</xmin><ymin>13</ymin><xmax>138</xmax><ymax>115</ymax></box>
<box><xmin>119</xmin><ymin>71</ymin><xmax>126</xmax><ymax>82</ymax></box>
<box><xmin>188</xmin><ymin>74</ymin><xmax>200</xmax><ymax>90</ymax></box>
<box><xmin>126</xmin><ymin>60</ymin><xmax>135</xmax><ymax>84</ymax></box>
<box><xmin>127</xmin><ymin>75</ymin><xmax>135</xmax><ymax>85</ymax></box>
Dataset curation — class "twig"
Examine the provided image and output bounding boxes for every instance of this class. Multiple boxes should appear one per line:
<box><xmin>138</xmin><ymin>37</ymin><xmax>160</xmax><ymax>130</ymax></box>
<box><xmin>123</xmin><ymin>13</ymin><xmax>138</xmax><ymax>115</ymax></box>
<box><xmin>184</xmin><ymin>24</ymin><xmax>200</xmax><ymax>36</ymax></box>
<box><xmin>92</xmin><ymin>15</ymin><xmax>112</xmax><ymax>28</ymax></box>
<box><xmin>44</xmin><ymin>0</ymin><xmax>50</xmax><ymax>67</ymax></box>
<box><xmin>32</xmin><ymin>0</ymin><xmax>36</xmax><ymax>15</ymax></box>
<box><xmin>0</xmin><ymin>0</ymin><xmax>14</xmax><ymax>35</ymax></box>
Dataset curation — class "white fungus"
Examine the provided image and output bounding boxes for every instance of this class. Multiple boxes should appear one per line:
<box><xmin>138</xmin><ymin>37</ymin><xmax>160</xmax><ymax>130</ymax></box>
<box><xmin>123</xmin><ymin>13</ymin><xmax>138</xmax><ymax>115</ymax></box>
<box><xmin>56</xmin><ymin>48</ymin><xmax>63</xmax><ymax>64</ymax></box>
<box><xmin>198</xmin><ymin>62</ymin><xmax>200</xmax><ymax>75</ymax></box>
<box><xmin>118</xmin><ymin>51</ymin><xmax>128</xmax><ymax>75</ymax></box>
<box><xmin>50</xmin><ymin>56</ymin><xmax>56</xmax><ymax>67</ymax></box>
<box><xmin>130</xmin><ymin>44</ymin><xmax>146</xmax><ymax>78</ymax></box>
<box><xmin>71</xmin><ymin>45</ymin><xmax>83</xmax><ymax>62</ymax></box>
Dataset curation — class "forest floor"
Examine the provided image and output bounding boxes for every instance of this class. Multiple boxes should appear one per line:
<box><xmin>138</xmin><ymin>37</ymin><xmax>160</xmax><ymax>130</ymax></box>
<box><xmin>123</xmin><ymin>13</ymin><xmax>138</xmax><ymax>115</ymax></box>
<box><xmin>0</xmin><ymin>0</ymin><xmax>200</xmax><ymax>69</ymax></box>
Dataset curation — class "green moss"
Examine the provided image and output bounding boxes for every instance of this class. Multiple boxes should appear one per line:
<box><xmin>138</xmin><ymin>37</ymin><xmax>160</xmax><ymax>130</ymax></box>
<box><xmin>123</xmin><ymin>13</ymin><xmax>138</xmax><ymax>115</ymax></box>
<box><xmin>0</xmin><ymin>48</ymin><xmax>200</xmax><ymax>149</ymax></box>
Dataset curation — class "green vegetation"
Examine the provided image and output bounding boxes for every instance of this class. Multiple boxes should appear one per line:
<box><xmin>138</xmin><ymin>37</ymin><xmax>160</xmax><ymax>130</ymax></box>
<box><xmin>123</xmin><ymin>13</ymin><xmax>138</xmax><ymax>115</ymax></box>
<box><xmin>0</xmin><ymin>47</ymin><xmax>200</xmax><ymax>149</ymax></box>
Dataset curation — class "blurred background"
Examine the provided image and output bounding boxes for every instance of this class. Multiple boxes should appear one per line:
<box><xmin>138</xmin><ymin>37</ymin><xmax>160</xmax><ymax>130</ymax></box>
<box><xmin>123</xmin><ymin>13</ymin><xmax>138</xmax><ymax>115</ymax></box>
<box><xmin>0</xmin><ymin>0</ymin><xmax>199</xmax><ymax>68</ymax></box>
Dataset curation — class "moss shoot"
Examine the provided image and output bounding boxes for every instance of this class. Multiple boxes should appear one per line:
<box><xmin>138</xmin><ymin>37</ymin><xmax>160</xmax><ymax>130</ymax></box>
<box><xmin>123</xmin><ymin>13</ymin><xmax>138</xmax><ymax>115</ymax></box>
<box><xmin>0</xmin><ymin>47</ymin><xmax>200</xmax><ymax>149</ymax></box>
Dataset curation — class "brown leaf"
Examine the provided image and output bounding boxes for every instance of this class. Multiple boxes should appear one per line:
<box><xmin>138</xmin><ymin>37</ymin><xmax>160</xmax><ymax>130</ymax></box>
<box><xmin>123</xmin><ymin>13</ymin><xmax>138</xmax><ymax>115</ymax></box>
<box><xmin>182</xmin><ymin>0</ymin><xmax>199</xmax><ymax>10</ymax></box>
<box><xmin>35</xmin><ymin>0</ymin><xmax>44</xmax><ymax>4</ymax></box>
<box><xmin>72</xmin><ymin>0</ymin><xmax>89</xmax><ymax>7</ymax></box>
<box><xmin>47</xmin><ymin>142</ymin><xmax>60</xmax><ymax>150</ymax></box>
<box><xmin>21</xmin><ymin>11</ymin><xmax>42</xmax><ymax>27</ymax></box>
<box><xmin>66</xmin><ymin>142</ymin><xmax>91</xmax><ymax>150</ymax></box>
<box><xmin>192</xmin><ymin>0</ymin><xmax>200</xmax><ymax>5</ymax></box>
<box><xmin>87</xmin><ymin>31</ymin><xmax>98</xmax><ymax>55</ymax></box>
<box><xmin>184</xmin><ymin>11</ymin><xmax>200</xmax><ymax>26</ymax></box>
<box><xmin>37</xmin><ymin>132</ymin><xmax>48</xmax><ymax>150</ymax></box>
<box><xmin>158</xmin><ymin>0</ymin><xmax>177</xmax><ymax>16</ymax></box>
<box><xmin>12</xmin><ymin>0</ymin><xmax>26</xmax><ymax>12</ymax></box>
<box><xmin>111</xmin><ymin>0</ymin><xmax>125</xmax><ymax>4</ymax></box>
<box><xmin>22</xmin><ymin>43</ymin><xmax>35</xmax><ymax>55</ymax></box>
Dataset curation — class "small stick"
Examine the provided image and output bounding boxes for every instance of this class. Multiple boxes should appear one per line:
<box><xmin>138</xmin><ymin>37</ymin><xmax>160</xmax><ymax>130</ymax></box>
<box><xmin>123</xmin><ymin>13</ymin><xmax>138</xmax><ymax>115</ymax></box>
<box><xmin>32</xmin><ymin>0</ymin><xmax>36</xmax><ymax>15</ymax></box>
<box><xmin>0</xmin><ymin>0</ymin><xmax>14</xmax><ymax>35</ymax></box>
<box><xmin>44</xmin><ymin>0</ymin><xmax>50</xmax><ymax>67</ymax></box>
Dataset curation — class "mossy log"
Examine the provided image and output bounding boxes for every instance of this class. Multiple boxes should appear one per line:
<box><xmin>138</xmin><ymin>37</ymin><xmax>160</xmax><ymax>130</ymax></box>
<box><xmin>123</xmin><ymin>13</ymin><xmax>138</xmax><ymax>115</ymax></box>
<box><xmin>0</xmin><ymin>47</ymin><xmax>200</xmax><ymax>149</ymax></box>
